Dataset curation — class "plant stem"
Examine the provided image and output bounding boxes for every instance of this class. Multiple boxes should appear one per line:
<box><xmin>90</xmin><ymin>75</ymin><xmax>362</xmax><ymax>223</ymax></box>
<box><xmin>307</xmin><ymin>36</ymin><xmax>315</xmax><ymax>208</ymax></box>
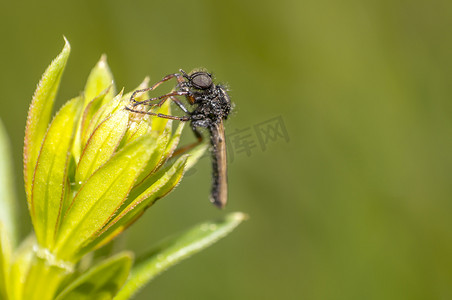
<box><xmin>21</xmin><ymin>250</ymin><xmax>73</xmax><ymax>300</ymax></box>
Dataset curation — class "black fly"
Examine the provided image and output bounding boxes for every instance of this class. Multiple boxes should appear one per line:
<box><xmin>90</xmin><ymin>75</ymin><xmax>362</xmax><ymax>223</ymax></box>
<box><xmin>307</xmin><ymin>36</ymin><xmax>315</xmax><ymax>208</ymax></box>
<box><xmin>125</xmin><ymin>69</ymin><xmax>232</xmax><ymax>208</ymax></box>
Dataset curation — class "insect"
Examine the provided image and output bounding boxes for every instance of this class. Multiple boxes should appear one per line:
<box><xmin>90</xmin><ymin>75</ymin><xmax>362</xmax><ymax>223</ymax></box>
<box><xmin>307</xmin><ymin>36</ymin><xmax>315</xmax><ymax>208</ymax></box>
<box><xmin>125</xmin><ymin>69</ymin><xmax>232</xmax><ymax>208</ymax></box>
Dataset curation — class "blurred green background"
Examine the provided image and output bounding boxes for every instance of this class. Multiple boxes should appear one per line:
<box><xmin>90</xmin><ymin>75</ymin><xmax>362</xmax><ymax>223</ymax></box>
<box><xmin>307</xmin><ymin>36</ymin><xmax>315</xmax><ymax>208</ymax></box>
<box><xmin>1</xmin><ymin>0</ymin><xmax>452</xmax><ymax>299</ymax></box>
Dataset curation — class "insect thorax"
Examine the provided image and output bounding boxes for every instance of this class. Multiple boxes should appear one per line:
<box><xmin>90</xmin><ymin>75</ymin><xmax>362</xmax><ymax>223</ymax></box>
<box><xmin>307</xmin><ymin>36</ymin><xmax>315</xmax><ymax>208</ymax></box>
<box><xmin>191</xmin><ymin>88</ymin><xmax>230</xmax><ymax>122</ymax></box>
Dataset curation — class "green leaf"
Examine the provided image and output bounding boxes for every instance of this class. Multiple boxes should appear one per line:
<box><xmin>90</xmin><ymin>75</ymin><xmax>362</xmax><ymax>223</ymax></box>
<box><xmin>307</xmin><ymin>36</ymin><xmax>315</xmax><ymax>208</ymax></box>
<box><xmin>114</xmin><ymin>212</ymin><xmax>247</xmax><ymax>300</ymax></box>
<box><xmin>101</xmin><ymin>145</ymin><xmax>207</xmax><ymax>247</ymax></box>
<box><xmin>75</xmin><ymin>109</ymin><xmax>129</xmax><ymax>184</ymax></box>
<box><xmin>55</xmin><ymin>252</ymin><xmax>132</xmax><ymax>300</ymax></box>
<box><xmin>115</xmin><ymin>144</ymin><xmax>207</xmax><ymax>236</ymax></box>
<box><xmin>73</xmin><ymin>87</ymin><xmax>110</xmax><ymax>163</ymax></box>
<box><xmin>8</xmin><ymin>235</ymin><xmax>35</xmax><ymax>300</ymax></box>
<box><xmin>54</xmin><ymin>136</ymin><xmax>156</xmax><ymax>261</ymax></box>
<box><xmin>31</xmin><ymin>97</ymin><xmax>83</xmax><ymax>249</ymax></box>
<box><xmin>149</xmin><ymin>100</ymin><xmax>171</xmax><ymax>134</ymax></box>
<box><xmin>84</xmin><ymin>55</ymin><xmax>116</xmax><ymax>107</ymax></box>
<box><xmin>80</xmin><ymin>87</ymin><xmax>111</xmax><ymax>144</ymax></box>
<box><xmin>24</xmin><ymin>38</ymin><xmax>71</xmax><ymax>204</ymax></box>
<box><xmin>73</xmin><ymin>57</ymin><xmax>117</xmax><ymax>162</ymax></box>
<box><xmin>86</xmin><ymin>154</ymin><xmax>189</xmax><ymax>252</ymax></box>
<box><xmin>81</xmin><ymin>91</ymin><xmax>124</xmax><ymax>150</ymax></box>
<box><xmin>132</xmin><ymin>125</ymin><xmax>171</xmax><ymax>189</ymax></box>
<box><xmin>161</xmin><ymin>121</ymin><xmax>185</xmax><ymax>162</ymax></box>
<box><xmin>0</xmin><ymin>119</ymin><xmax>18</xmax><ymax>246</ymax></box>
<box><xmin>183</xmin><ymin>143</ymin><xmax>209</xmax><ymax>171</ymax></box>
<box><xmin>132</xmin><ymin>141</ymin><xmax>207</xmax><ymax>201</ymax></box>
<box><xmin>0</xmin><ymin>223</ymin><xmax>12</xmax><ymax>299</ymax></box>
<box><xmin>121</xmin><ymin>117</ymin><xmax>152</xmax><ymax>146</ymax></box>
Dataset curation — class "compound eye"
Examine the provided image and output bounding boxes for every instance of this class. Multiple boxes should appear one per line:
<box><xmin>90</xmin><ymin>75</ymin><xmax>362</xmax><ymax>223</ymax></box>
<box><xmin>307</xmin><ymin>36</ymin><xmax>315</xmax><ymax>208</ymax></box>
<box><xmin>191</xmin><ymin>73</ymin><xmax>213</xmax><ymax>89</ymax></box>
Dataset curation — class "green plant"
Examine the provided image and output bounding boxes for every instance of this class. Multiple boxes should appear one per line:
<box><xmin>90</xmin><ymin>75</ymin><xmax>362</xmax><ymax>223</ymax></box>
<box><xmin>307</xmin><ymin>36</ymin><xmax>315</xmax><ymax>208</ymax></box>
<box><xmin>0</xmin><ymin>38</ymin><xmax>245</xmax><ymax>300</ymax></box>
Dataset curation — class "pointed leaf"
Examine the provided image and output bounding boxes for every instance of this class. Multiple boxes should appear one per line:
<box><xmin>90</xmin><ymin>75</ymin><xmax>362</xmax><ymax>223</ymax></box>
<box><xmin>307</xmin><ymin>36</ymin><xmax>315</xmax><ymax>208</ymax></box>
<box><xmin>24</xmin><ymin>38</ymin><xmax>71</xmax><ymax>203</ymax></box>
<box><xmin>81</xmin><ymin>91</ymin><xmax>124</xmax><ymax>149</ymax></box>
<box><xmin>133</xmin><ymin>139</ymin><xmax>207</xmax><ymax>197</ymax></box>
<box><xmin>80</xmin><ymin>87</ymin><xmax>111</xmax><ymax>143</ymax></box>
<box><xmin>132</xmin><ymin>120</ymin><xmax>187</xmax><ymax>190</ymax></box>
<box><xmin>99</xmin><ymin>155</ymin><xmax>189</xmax><ymax>240</ymax></box>
<box><xmin>150</xmin><ymin>100</ymin><xmax>171</xmax><ymax>134</ymax></box>
<box><xmin>72</xmin><ymin>87</ymin><xmax>110</xmax><ymax>163</ymax></box>
<box><xmin>121</xmin><ymin>117</ymin><xmax>152</xmax><ymax>146</ymax></box>
<box><xmin>183</xmin><ymin>143</ymin><xmax>209</xmax><ymax>171</ymax></box>
<box><xmin>126</xmin><ymin>143</ymin><xmax>207</xmax><ymax>221</ymax></box>
<box><xmin>86</xmin><ymin>144</ymin><xmax>207</xmax><ymax>253</ymax></box>
<box><xmin>55</xmin><ymin>252</ymin><xmax>132</xmax><ymax>300</ymax></box>
<box><xmin>0</xmin><ymin>223</ymin><xmax>12</xmax><ymax>299</ymax></box>
<box><xmin>31</xmin><ymin>97</ymin><xmax>83</xmax><ymax>248</ymax></box>
<box><xmin>132</xmin><ymin>125</ymin><xmax>171</xmax><ymax>189</ymax></box>
<box><xmin>76</xmin><ymin>109</ymin><xmax>129</xmax><ymax>184</ymax></box>
<box><xmin>0</xmin><ymin>119</ymin><xmax>19</xmax><ymax>246</ymax></box>
<box><xmin>160</xmin><ymin>121</ymin><xmax>185</xmax><ymax>161</ymax></box>
<box><xmin>84</xmin><ymin>55</ymin><xmax>116</xmax><ymax>107</ymax></box>
<box><xmin>54</xmin><ymin>136</ymin><xmax>155</xmax><ymax>261</ymax></box>
<box><xmin>117</xmin><ymin>77</ymin><xmax>155</xmax><ymax>148</ymax></box>
<box><xmin>115</xmin><ymin>212</ymin><xmax>247</xmax><ymax>300</ymax></box>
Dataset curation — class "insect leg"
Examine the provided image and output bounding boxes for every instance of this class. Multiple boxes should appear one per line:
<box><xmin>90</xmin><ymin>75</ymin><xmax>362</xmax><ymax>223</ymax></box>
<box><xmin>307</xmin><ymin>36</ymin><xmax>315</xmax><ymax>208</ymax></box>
<box><xmin>170</xmin><ymin>96</ymin><xmax>191</xmax><ymax>114</ymax></box>
<box><xmin>171</xmin><ymin>127</ymin><xmax>204</xmax><ymax>157</ymax></box>
<box><xmin>130</xmin><ymin>72</ymin><xmax>185</xmax><ymax>103</ymax></box>
<box><xmin>125</xmin><ymin>106</ymin><xmax>190</xmax><ymax>121</ymax></box>
<box><xmin>131</xmin><ymin>90</ymin><xmax>189</xmax><ymax>107</ymax></box>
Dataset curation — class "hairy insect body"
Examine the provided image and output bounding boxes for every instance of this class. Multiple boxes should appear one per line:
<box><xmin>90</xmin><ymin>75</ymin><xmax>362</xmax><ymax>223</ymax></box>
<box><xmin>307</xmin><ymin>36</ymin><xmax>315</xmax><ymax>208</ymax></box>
<box><xmin>190</xmin><ymin>87</ymin><xmax>231</xmax><ymax>128</ymax></box>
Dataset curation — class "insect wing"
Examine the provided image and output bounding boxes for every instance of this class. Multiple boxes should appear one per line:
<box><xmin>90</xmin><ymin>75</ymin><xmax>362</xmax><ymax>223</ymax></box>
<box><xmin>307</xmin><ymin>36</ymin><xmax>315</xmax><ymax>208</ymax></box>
<box><xmin>209</xmin><ymin>120</ymin><xmax>228</xmax><ymax>208</ymax></box>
